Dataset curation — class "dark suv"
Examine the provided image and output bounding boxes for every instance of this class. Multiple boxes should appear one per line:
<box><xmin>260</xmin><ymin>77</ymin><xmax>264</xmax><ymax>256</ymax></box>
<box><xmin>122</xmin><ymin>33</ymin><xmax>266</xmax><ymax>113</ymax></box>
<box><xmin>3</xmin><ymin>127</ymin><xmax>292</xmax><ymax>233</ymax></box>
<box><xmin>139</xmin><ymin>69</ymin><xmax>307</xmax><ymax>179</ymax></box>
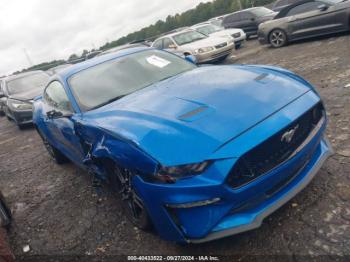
<box><xmin>222</xmin><ymin>7</ymin><xmax>277</xmax><ymax>38</ymax></box>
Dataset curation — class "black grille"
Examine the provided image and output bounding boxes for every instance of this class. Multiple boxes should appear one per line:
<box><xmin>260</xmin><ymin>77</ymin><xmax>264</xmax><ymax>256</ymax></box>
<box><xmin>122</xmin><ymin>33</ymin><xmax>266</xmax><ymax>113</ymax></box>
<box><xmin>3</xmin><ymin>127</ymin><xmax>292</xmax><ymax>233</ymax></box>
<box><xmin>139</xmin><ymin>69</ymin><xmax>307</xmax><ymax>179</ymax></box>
<box><xmin>215</xmin><ymin>42</ymin><xmax>227</xmax><ymax>49</ymax></box>
<box><xmin>226</xmin><ymin>103</ymin><xmax>324</xmax><ymax>189</ymax></box>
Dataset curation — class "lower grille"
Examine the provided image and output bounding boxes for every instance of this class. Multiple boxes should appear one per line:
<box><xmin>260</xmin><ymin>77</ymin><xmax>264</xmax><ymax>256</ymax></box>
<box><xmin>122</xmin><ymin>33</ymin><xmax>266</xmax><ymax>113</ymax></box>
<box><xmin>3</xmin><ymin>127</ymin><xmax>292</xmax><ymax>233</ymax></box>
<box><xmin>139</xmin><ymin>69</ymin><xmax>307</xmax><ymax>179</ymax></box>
<box><xmin>211</xmin><ymin>50</ymin><xmax>231</xmax><ymax>59</ymax></box>
<box><xmin>226</xmin><ymin>102</ymin><xmax>324</xmax><ymax>189</ymax></box>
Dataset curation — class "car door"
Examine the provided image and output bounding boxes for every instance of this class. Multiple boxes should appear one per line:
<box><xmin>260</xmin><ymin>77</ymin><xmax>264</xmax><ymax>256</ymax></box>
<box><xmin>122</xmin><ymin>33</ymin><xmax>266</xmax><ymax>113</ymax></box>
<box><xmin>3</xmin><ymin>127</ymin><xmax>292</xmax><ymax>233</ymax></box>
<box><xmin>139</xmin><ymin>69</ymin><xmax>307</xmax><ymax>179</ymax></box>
<box><xmin>42</xmin><ymin>81</ymin><xmax>85</xmax><ymax>164</ymax></box>
<box><xmin>223</xmin><ymin>13</ymin><xmax>242</xmax><ymax>29</ymax></box>
<box><xmin>240</xmin><ymin>11</ymin><xmax>258</xmax><ymax>34</ymax></box>
<box><xmin>286</xmin><ymin>1</ymin><xmax>341</xmax><ymax>39</ymax></box>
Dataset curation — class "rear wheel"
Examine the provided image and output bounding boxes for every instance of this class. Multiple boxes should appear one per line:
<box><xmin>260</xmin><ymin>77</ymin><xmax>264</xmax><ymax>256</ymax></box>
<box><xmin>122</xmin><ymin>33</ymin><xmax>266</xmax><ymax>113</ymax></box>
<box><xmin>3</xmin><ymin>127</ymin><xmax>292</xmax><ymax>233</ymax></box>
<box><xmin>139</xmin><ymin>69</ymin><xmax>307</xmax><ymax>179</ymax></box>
<box><xmin>112</xmin><ymin>166</ymin><xmax>151</xmax><ymax>230</ymax></box>
<box><xmin>269</xmin><ymin>29</ymin><xmax>287</xmax><ymax>48</ymax></box>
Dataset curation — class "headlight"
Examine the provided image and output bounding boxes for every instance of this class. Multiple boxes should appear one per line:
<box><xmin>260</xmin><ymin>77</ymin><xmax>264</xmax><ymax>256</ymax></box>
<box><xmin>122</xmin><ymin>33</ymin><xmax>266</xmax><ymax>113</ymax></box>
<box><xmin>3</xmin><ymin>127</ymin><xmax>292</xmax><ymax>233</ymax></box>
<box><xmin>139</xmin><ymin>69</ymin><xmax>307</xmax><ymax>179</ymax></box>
<box><xmin>8</xmin><ymin>99</ymin><xmax>32</xmax><ymax>111</ymax></box>
<box><xmin>155</xmin><ymin>161</ymin><xmax>212</xmax><ymax>183</ymax></box>
<box><xmin>194</xmin><ymin>47</ymin><xmax>214</xmax><ymax>54</ymax></box>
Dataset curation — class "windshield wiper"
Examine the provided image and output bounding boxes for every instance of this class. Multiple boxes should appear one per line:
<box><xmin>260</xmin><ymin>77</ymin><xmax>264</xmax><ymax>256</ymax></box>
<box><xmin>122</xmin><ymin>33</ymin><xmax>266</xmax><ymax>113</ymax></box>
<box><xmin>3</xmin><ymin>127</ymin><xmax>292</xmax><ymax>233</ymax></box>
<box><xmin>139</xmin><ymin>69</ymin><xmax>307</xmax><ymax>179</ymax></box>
<box><xmin>91</xmin><ymin>95</ymin><xmax>126</xmax><ymax>110</ymax></box>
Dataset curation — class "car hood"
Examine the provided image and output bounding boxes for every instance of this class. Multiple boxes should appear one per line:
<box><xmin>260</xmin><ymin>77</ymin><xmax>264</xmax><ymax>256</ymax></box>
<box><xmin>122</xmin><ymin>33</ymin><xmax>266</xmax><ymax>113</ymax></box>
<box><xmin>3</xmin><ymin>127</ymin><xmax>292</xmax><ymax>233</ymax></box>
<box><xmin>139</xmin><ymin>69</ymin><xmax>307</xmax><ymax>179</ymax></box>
<box><xmin>10</xmin><ymin>87</ymin><xmax>45</xmax><ymax>101</ymax></box>
<box><xmin>85</xmin><ymin>65</ymin><xmax>311</xmax><ymax>166</ymax></box>
<box><xmin>180</xmin><ymin>36</ymin><xmax>229</xmax><ymax>50</ymax></box>
<box><xmin>210</xmin><ymin>29</ymin><xmax>242</xmax><ymax>38</ymax></box>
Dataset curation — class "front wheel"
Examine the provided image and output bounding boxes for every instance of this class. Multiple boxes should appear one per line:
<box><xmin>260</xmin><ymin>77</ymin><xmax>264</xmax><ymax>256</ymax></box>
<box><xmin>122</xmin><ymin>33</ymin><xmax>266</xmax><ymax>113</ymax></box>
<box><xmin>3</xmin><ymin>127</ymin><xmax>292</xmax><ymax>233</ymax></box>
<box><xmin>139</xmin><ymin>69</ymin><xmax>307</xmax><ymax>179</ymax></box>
<box><xmin>269</xmin><ymin>29</ymin><xmax>287</xmax><ymax>48</ymax></box>
<box><xmin>112</xmin><ymin>166</ymin><xmax>151</xmax><ymax>230</ymax></box>
<box><xmin>36</xmin><ymin>129</ymin><xmax>69</xmax><ymax>164</ymax></box>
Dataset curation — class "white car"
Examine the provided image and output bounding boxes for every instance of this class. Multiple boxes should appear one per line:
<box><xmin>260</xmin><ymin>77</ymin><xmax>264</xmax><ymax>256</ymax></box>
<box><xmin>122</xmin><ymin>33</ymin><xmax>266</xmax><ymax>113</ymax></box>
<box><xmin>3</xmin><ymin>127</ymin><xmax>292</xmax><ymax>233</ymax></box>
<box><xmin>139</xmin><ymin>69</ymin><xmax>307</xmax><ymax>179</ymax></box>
<box><xmin>151</xmin><ymin>29</ymin><xmax>235</xmax><ymax>64</ymax></box>
<box><xmin>191</xmin><ymin>22</ymin><xmax>246</xmax><ymax>49</ymax></box>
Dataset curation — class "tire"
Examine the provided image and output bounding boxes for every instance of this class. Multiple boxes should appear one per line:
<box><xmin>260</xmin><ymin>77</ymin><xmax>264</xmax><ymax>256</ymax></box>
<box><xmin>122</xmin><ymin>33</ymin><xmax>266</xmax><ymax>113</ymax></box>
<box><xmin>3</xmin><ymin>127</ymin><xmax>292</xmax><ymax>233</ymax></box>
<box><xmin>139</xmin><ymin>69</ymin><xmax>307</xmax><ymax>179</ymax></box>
<box><xmin>111</xmin><ymin>166</ymin><xmax>152</xmax><ymax>230</ymax></box>
<box><xmin>36</xmin><ymin>129</ymin><xmax>69</xmax><ymax>164</ymax></box>
<box><xmin>0</xmin><ymin>192</ymin><xmax>11</xmax><ymax>228</ymax></box>
<box><xmin>269</xmin><ymin>29</ymin><xmax>288</xmax><ymax>48</ymax></box>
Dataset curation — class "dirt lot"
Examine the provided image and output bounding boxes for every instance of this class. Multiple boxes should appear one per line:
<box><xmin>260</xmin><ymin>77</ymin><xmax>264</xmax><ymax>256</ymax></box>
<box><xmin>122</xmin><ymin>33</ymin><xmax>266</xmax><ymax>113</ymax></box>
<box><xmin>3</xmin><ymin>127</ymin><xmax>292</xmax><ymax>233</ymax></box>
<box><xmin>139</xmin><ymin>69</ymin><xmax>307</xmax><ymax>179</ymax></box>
<box><xmin>0</xmin><ymin>34</ymin><xmax>349</xmax><ymax>261</ymax></box>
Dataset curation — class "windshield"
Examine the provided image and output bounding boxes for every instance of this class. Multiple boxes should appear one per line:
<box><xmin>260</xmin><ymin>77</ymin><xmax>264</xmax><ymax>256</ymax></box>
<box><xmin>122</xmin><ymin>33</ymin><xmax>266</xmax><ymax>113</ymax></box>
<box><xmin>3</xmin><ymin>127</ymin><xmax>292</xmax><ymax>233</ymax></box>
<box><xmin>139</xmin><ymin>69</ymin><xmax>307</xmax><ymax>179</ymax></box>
<box><xmin>69</xmin><ymin>50</ymin><xmax>196</xmax><ymax>111</ymax></box>
<box><xmin>172</xmin><ymin>31</ymin><xmax>207</xmax><ymax>45</ymax></box>
<box><xmin>7</xmin><ymin>72</ymin><xmax>49</xmax><ymax>95</ymax></box>
<box><xmin>210</xmin><ymin>20</ymin><xmax>223</xmax><ymax>27</ymax></box>
<box><xmin>250</xmin><ymin>7</ymin><xmax>275</xmax><ymax>17</ymax></box>
<box><xmin>195</xmin><ymin>24</ymin><xmax>223</xmax><ymax>35</ymax></box>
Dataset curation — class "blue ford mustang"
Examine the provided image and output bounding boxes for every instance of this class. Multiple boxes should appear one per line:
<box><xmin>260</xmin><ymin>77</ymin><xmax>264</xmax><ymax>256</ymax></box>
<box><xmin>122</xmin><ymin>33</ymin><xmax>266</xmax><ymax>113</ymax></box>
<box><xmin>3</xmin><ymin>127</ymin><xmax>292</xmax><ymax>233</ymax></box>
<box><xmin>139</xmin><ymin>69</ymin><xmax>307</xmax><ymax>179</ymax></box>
<box><xmin>33</xmin><ymin>47</ymin><xmax>332</xmax><ymax>243</ymax></box>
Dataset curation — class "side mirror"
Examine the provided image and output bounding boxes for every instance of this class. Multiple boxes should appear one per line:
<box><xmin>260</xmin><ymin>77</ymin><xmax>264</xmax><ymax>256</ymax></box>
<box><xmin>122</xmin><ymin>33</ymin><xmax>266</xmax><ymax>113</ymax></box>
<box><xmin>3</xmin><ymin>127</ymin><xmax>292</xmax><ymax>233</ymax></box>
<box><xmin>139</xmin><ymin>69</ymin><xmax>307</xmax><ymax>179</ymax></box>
<box><xmin>47</xmin><ymin>110</ymin><xmax>72</xmax><ymax>119</ymax></box>
<box><xmin>185</xmin><ymin>55</ymin><xmax>197</xmax><ymax>64</ymax></box>
<box><xmin>318</xmin><ymin>4</ymin><xmax>328</xmax><ymax>11</ymax></box>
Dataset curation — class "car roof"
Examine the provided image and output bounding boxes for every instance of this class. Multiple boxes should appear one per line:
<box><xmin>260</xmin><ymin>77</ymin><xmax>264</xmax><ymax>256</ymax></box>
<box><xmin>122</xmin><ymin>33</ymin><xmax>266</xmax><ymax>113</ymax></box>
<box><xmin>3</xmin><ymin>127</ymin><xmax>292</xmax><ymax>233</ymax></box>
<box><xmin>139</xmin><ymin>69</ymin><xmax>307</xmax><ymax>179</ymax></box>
<box><xmin>191</xmin><ymin>22</ymin><xmax>212</xmax><ymax>28</ymax></box>
<box><xmin>154</xmin><ymin>28</ymin><xmax>194</xmax><ymax>40</ymax></box>
<box><xmin>275</xmin><ymin>0</ymin><xmax>313</xmax><ymax>19</ymax></box>
<box><xmin>57</xmin><ymin>46</ymin><xmax>151</xmax><ymax>80</ymax></box>
<box><xmin>228</xmin><ymin>6</ymin><xmax>268</xmax><ymax>15</ymax></box>
<box><xmin>4</xmin><ymin>70</ymin><xmax>47</xmax><ymax>82</ymax></box>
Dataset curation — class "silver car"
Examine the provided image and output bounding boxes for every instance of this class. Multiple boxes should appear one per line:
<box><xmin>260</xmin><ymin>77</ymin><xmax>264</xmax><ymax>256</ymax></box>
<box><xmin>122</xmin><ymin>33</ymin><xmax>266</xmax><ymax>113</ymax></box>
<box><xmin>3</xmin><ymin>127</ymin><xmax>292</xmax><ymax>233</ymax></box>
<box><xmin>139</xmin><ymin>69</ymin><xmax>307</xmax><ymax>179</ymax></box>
<box><xmin>151</xmin><ymin>29</ymin><xmax>235</xmax><ymax>63</ymax></box>
<box><xmin>191</xmin><ymin>22</ymin><xmax>246</xmax><ymax>49</ymax></box>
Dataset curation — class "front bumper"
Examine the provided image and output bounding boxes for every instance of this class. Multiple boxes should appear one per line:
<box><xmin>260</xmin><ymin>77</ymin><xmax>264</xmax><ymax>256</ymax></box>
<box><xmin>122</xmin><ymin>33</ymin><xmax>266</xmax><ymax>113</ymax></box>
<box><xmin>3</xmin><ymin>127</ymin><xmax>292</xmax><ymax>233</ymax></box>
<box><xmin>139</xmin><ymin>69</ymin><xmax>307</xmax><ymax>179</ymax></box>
<box><xmin>133</xmin><ymin>94</ymin><xmax>332</xmax><ymax>243</ymax></box>
<box><xmin>189</xmin><ymin>137</ymin><xmax>332</xmax><ymax>243</ymax></box>
<box><xmin>258</xmin><ymin>30</ymin><xmax>268</xmax><ymax>45</ymax></box>
<box><xmin>8</xmin><ymin>109</ymin><xmax>33</xmax><ymax>125</ymax></box>
<box><xmin>195</xmin><ymin>43</ymin><xmax>235</xmax><ymax>63</ymax></box>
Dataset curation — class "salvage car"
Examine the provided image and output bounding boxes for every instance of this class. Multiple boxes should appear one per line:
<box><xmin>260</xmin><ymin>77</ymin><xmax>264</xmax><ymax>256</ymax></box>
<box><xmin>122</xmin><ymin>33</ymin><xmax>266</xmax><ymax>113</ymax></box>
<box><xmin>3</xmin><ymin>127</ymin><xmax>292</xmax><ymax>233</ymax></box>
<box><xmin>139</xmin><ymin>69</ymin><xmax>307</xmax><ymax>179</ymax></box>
<box><xmin>222</xmin><ymin>7</ymin><xmax>277</xmax><ymax>38</ymax></box>
<box><xmin>191</xmin><ymin>22</ymin><xmax>246</xmax><ymax>49</ymax></box>
<box><xmin>258</xmin><ymin>0</ymin><xmax>350</xmax><ymax>48</ymax></box>
<box><xmin>2</xmin><ymin>71</ymin><xmax>50</xmax><ymax>128</ymax></box>
<box><xmin>151</xmin><ymin>29</ymin><xmax>234</xmax><ymax>63</ymax></box>
<box><xmin>33</xmin><ymin>47</ymin><xmax>332</xmax><ymax>243</ymax></box>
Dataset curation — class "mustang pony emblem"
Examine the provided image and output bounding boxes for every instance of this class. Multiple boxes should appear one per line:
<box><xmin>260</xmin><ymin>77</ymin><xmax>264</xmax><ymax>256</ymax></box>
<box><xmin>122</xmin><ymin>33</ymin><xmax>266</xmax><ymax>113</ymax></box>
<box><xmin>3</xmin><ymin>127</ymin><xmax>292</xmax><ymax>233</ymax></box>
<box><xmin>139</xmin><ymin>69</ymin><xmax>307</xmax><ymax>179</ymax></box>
<box><xmin>281</xmin><ymin>124</ymin><xmax>299</xmax><ymax>143</ymax></box>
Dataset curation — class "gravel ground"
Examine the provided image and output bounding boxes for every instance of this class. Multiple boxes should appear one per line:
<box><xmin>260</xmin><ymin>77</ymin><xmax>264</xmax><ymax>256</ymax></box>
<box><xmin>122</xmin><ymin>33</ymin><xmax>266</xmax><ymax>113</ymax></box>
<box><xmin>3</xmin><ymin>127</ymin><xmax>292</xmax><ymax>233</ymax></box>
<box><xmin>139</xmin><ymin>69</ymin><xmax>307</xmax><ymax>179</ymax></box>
<box><xmin>0</xmin><ymin>33</ymin><xmax>349</xmax><ymax>261</ymax></box>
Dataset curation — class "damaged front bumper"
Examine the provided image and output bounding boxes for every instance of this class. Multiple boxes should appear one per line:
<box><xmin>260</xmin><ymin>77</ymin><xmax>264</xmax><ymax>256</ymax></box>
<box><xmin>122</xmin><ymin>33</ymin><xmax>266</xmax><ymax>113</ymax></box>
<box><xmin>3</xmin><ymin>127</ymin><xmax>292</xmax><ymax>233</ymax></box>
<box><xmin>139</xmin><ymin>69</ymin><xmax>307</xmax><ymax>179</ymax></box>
<box><xmin>132</xmin><ymin>93</ymin><xmax>332</xmax><ymax>243</ymax></box>
<box><xmin>134</xmin><ymin>134</ymin><xmax>332</xmax><ymax>243</ymax></box>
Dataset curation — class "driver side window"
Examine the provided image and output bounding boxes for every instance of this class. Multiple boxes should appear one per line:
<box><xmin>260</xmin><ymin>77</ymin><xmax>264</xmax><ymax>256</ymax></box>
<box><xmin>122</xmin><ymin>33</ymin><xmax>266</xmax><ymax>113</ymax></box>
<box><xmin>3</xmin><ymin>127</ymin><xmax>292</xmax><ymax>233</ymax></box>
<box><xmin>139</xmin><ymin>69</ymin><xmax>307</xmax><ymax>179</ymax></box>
<box><xmin>44</xmin><ymin>81</ymin><xmax>73</xmax><ymax>112</ymax></box>
<box><xmin>287</xmin><ymin>2</ymin><xmax>321</xmax><ymax>16</ymax></box>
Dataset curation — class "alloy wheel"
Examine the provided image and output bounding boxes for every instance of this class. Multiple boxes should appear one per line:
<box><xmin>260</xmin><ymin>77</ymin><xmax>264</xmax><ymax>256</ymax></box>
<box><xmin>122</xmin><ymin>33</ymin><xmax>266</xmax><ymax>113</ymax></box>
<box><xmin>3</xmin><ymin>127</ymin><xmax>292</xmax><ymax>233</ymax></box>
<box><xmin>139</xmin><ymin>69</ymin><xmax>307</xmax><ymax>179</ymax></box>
<box><xmin>42</xmin><ymin>136</ymin><xmax>55</xmax><ymax>158</ymax></box>
<box><xmin>114</xmin><ymin>167</ymin><xmax>146</xmax><ymax>224</ymax></box>
<box><xmin>270</xmin><ymin>30</ymin><xmax>286</xmax><ymax>48</ymax></box>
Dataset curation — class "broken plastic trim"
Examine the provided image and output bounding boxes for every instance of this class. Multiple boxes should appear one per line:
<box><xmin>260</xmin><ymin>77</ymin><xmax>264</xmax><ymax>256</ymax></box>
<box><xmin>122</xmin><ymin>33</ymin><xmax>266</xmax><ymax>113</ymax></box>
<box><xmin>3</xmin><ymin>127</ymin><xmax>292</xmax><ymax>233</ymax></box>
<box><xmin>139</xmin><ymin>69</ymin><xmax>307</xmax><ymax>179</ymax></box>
<box><xmin>165</xmin><ymin>197</ymin><xmax>221</xmax><ymax>209</ymax></box>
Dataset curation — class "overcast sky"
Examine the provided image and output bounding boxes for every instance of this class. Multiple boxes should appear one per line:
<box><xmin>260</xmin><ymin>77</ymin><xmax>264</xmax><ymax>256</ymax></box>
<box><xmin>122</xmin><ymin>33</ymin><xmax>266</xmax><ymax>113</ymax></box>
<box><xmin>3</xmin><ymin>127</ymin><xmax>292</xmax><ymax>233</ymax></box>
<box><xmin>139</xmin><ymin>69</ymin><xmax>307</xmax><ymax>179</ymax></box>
<box><xmin>0</xmin><ymin>0</ymin><xmax>212</xmax><ymax>76</ymax></box>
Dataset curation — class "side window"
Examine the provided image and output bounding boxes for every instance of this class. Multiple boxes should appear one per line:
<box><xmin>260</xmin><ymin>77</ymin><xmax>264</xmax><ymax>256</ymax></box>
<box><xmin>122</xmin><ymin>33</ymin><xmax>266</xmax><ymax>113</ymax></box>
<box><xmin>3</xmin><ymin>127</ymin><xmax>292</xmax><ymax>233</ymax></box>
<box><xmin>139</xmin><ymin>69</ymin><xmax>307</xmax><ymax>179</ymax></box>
<box><xmin>275</xmin><ymin>0</ymin><xmax>289</xmax><ymax>8</ymax></box>
<box><xmin>287</xmin><ymin>2</ymin><xmax>320</xmax><ymax>16</ymax></box>
<box><xmin>163</xmin><ymin>38</ymin><xmax>175</xmax><ymax>49</ymax></box>
<box><xmin>153</xmin><ymin>39</ymin><xmax>163</xmax><ymax>49</ymax></box>
<box><xmin>225</xmin><ymin>13</ymin><xmax>241</xmax><ymax>23</ymax></box>
<box><xmin>241</xmin><ymin>12</ymin><xmax>254</xmax><ymax>20</ymax></box>
<box><xmin>44</xmin><ymin>81</ymin><xmax>73</xmax><ymax>112</ymax></box>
